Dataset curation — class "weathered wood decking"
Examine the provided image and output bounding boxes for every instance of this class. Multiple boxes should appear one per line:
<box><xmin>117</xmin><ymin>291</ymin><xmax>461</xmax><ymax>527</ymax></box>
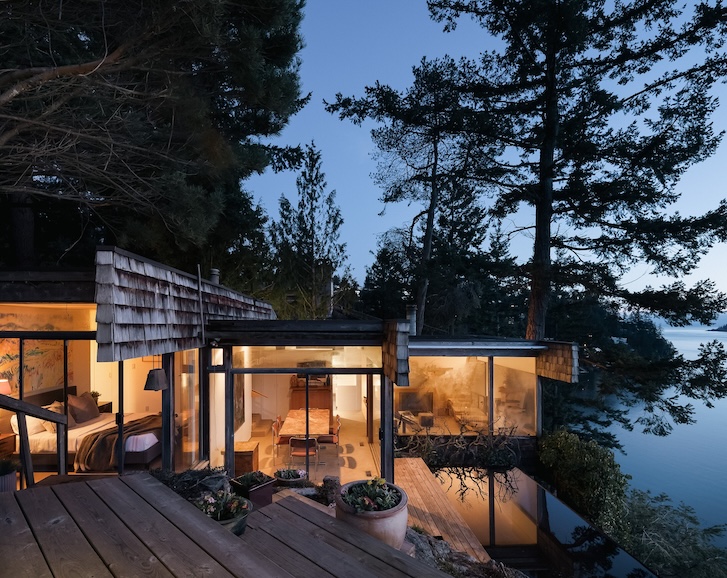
<box><xmin>395</xmin><ymin>457</ymin><xmax>490</xmax><ymax>563</ymax></box>
<box><xmin>0</xmin><ymin>472</ymin><xmax>449</xmax><ymax>578</ymax></box>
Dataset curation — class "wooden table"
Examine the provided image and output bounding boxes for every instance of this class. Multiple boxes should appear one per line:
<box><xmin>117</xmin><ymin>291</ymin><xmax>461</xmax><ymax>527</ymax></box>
<box><xmin>279</xmin><ymin>408</ymin><xmax>331</xmax><ymax>438</ymax></box>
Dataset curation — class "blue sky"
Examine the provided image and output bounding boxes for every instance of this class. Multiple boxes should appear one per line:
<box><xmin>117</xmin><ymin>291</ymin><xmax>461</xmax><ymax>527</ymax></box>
<box><xmin>247</xmin><ymin>1</ymin><xmax>727</xmax><ymax>306</ymax></box>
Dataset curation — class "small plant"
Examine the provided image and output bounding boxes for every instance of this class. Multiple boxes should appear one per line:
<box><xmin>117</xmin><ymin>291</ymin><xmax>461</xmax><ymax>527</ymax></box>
<box><xmin>230</xmin><ymin>470</ymin><xmax>273</xmax><ymax>491</ymax></box>
<box><xmin>274</xmin><ymin>468</ymin><xmax>307</xmax><ymax>480</ymax></box>
<box><xmin>193</xmin><ymin>489</ymin><xmax>250</xmax><ymax>521</ymax></box>
<box><xmin>90</xmin><ymin>390</ymin><xmax>100</xmax><ymax>403</ymax></box>
<box><xmin>340</xmin><ymin>477</ymin><xmax>402</xmax><ymax>513</ymax></box>
<box><xmin>0</xmin><ymin>458</ymin><xmax>19</xmax><ymax>476</ymax></box>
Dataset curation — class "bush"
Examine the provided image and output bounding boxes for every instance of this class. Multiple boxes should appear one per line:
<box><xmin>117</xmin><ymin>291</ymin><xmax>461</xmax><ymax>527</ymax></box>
<box><xmin>538</xmin><ymin>429</ymin><xmax>630</xmax><ymax>538</ymax></box>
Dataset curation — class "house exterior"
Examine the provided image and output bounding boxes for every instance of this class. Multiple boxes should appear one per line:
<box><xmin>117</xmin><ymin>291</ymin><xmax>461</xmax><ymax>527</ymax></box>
<box><xmin>0</xmin><ymin>247</ymin><xmax>577</xmax><ymax>483</ymax></box>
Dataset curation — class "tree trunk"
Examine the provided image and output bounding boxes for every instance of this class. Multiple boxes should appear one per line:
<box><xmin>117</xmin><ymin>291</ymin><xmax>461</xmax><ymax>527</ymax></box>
<box><xmin>526</xmin><ymin>26</ymin><xmax>558</xmax><ymax>341</ymax></box>
<box><xmin>415</xmin><ymin>139</ymin><xmax>440</xmax><ymax>335</ymax></box>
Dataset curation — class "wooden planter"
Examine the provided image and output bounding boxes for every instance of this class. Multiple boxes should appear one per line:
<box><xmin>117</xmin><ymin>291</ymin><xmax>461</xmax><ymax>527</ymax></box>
<box><xmin>230</xmin><ymin>474</ymin><xmax>275</xmax><ymax>508</ymax></box>
<box><xmin>0</xmin><ymin>471</ymin><xmax>16</xmax><ymax>493</ymax></box>
<box><xmin>334</xmin><ymin>481</ymin><xmax>409</xmax><ymax>550</ymax></box>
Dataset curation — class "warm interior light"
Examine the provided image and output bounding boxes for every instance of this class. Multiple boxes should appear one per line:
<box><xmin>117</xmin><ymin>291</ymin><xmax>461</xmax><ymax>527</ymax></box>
<box><xmin>0</xmin><ymin>379</ymin><xmax>11</xmax><ymax>395</ymax></box>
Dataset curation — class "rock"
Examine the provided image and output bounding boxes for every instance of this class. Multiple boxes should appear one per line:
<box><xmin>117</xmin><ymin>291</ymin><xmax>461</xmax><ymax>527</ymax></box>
<box><xmin>405</xmin><ymin>528</ymin><xmax>528</xmax><ymax>578</ymax></box>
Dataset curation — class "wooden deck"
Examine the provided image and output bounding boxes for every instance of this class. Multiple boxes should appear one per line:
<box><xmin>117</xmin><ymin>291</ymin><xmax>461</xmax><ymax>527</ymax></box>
<box><xmin>0</xmin><ymin>472</ymin><xmax>449</xmax><ymax>578</ymax></box>
<box><xmin>395</xmin><ymin>457</ymin><xmax>490</xmax><ymax>563</ymax></box>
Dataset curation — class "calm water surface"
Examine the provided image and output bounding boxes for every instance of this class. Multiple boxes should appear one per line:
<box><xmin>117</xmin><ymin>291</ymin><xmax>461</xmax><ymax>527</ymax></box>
<box><xmin>612</xmin><ymin>326</ymin><xmax>727</xmax><ymax>546</ymax></box>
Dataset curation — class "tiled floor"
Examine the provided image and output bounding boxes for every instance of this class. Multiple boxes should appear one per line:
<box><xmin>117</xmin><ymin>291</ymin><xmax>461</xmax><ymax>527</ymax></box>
<box><xmin>253</xmin><ymin>410</ymin><xmax>380</xmax><ymax>485</ymax></box>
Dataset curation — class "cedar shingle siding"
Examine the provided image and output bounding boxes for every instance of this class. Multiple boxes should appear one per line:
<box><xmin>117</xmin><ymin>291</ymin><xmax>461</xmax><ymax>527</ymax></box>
<box><xmin>95</xmin><ymin>247</ymin><xmax>275</xmax><ymax>362</ymax></box>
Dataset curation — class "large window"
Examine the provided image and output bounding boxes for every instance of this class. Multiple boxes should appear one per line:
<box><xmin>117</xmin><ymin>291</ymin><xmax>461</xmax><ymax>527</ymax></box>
<box><xmin>398</xmin><ymin>355</ymin><xmax>537</xmax><ymax>436</ymax></box>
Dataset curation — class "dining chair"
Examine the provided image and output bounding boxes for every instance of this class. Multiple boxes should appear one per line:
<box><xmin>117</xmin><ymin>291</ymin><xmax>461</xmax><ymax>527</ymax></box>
<box><xmin>318</xmin><ymin>415</ymin><xmax>341</xmax><ymax>449</ymax></box>
<box><xmin>288</xmin><ymin>436</ymin><xmax>319</xmax><ymax>473</ymax></box>
<box><xmin>271</xmin><ymin>421</ymin><xmax>281</xmax><ymax>464</ymax></box>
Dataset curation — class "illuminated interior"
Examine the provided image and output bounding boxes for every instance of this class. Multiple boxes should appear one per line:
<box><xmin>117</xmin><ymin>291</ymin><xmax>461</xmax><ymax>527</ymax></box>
<box><xmin>396</xmin><ymin>355</ymin><xmax>537</xmax><ymax>436</ymax></box>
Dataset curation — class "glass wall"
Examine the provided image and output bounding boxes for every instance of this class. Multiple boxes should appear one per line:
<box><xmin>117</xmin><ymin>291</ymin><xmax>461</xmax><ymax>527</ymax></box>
<box><xmin>174</xmin><ymin>349</ymin><xmax>200</xmax><ymax>470</ymax></box>
<box><xmin>398</xmin><ymin>355</ymin><xmax>536</xmax><ymax>436</ymax></box>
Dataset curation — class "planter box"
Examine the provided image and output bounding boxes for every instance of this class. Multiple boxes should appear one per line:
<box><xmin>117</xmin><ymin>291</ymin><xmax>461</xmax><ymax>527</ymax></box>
<box><xmin>0</xmin><ymin>471</ymin><xmax>16</xmax><ymax>492</ymax></box>
<box><xmin>230</xmin><ymin>473</ymin><xmax>275</xmax><ymax>508</ymax></box>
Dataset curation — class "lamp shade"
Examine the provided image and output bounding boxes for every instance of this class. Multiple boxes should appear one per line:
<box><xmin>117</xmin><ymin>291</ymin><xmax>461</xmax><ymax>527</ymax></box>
<box><xmin>144</xmin><ymin>368</ymin><xmax>168</xmax><ymax>391</ymax></box>
<box><xmin>0</xmin><ymin>379</ymin><xmax>10</xmax><ymax>395</ymax></box>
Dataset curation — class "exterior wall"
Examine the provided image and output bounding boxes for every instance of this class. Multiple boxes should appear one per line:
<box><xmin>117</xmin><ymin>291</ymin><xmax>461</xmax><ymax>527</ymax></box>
<box><xmin>95</xmin><ymin>247</ymin><xmax>276</xmax><ymax>362</ymax></box>
<box><xmin>536</xmin><ymin>341</ymin><xmax>579</xmax><ymax>383</ymax></box>
<box><xmin>383</xmin><ymin>320</ymin><xmax>409</xmax><ymax>386</ymax></box>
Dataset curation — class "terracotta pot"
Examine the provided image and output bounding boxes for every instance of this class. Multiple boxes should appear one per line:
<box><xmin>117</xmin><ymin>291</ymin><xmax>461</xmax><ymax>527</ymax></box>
<box><xmin>0</xmin><ymin>471</ymin><xmax>16</xmax><ymax>492</ymax></box>
<box><xmin>334</xmin><ymin>481</ymin><xmax>409</xmax><ymax>549</ymax></box>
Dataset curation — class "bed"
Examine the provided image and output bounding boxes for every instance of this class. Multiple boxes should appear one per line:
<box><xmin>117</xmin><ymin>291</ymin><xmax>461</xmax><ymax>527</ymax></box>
<box><xmin>447</xmin><ymin>391</ymin><xmax>488</xmax><ymax>429</ymax></box>
<box><xmin>5</xmin><ymin>387</ymin><xmax>162</xmax><ymax>472</ymax></box>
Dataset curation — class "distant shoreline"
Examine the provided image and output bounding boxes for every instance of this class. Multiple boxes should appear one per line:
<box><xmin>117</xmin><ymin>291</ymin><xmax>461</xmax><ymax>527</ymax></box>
<box><xmin>709</xmin><ymin>324</ymin><xmax>727</xmax><ymax>332</ymax></box>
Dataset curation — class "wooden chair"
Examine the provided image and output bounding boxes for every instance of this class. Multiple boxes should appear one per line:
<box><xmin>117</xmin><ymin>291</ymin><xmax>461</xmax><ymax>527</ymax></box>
<box><xmin>272</xmin><ymin>422</ymin><xmax>282</xmax><ymax>464</ymax></box>
<box><xmin>288</xmin><ymin>436</ymin><xmax>319</xmax><ymax>473</ymax></box>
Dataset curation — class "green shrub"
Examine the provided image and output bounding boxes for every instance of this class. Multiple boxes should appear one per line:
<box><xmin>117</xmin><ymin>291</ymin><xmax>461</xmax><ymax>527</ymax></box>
<box><xmin>539</xmin><ymin>429</ymin><xmax>630</xmax><ymax>539</ymax></box>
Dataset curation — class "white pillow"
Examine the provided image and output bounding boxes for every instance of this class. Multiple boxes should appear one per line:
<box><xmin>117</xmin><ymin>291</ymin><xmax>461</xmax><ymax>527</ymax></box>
<box><xmin>42</xmin><ymin>401</ymin><xmax>77</xmax><ymax>433</ymax></box>
<box><xmin>10</xmin><ymin>413</ymin><xmax>46</xmax><ymax>436</ymax></box>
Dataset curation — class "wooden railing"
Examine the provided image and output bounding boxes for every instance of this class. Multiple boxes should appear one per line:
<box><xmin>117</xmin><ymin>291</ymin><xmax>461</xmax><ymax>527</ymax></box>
<box><xmin>0</xmin><ymin>393</ymin><xmax>67</xmax><ymax>487</ymax></box>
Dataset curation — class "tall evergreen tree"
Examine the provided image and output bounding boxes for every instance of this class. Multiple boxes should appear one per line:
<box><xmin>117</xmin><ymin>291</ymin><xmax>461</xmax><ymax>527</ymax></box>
<box><xmin>427</xmin><ymin>0</ymin><xmax>727</xmax><ymax>339</ymax></box>
<box><xmin>327</xmin><ymin>56</ymin><xmax>504</xmax><ymax>333</ymax></box>
<box><xmin>269</xmin><ymin>142</ymin><xmax>348</xmax><ymax>319</ymax></box>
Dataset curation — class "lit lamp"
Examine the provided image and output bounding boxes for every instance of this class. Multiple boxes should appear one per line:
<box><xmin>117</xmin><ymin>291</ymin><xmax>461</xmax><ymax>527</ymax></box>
<box><xmin>144</xmin><ymin>357</ymin><xmax>168</xmax><ymax>391</ymax></box>
<box><xmin>0</xmin><ymin>379</ymin><xmax>11</xmax><ymax>395</ymax></box>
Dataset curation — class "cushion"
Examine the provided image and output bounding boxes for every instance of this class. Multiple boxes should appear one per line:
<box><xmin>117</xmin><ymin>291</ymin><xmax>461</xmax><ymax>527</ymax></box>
<box><xmin>42</xmin><ymin>401</ymin><xmax>77</xmax><ymax>433</ymax></box>
<box><xmin>10</xmin><ymin>413</ymin><xmax>47</xmax><ymax>436</ymax></box>
<box><xmin>67</xmin><ymin>392</ymin><xmax>100</xmax><ymax>423</ymax></box>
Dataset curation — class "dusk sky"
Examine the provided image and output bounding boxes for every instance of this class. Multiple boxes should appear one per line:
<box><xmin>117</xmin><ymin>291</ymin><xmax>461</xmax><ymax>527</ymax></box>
<box><xmin>247</xmin><ymin>1</ymin><xmax>727</xmax><ymax>311</ymax></box>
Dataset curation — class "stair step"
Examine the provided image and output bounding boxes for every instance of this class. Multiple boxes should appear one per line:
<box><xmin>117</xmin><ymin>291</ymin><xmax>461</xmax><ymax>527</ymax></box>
<box><xmin>252</xmin><ymin>418</ymin><xmax>273</xmax><ymax>437</ymax></box>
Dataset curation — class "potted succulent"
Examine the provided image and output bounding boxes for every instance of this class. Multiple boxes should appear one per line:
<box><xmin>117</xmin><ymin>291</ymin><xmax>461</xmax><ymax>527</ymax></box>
<box><xmin>150</xmin><ymin>467</ymin><xmax>252</xmax><ymax>535</ymax></box>
<box><xmin>90</xmin><ymin>390</ymin><xmax>101</xmax><ymax>405</ymax></box>
<box><xmin>335</xmin><ymin>476</ymin><xmax>409</xmax><ymax>549</ymax></box>
<box><xmin>193</xmin><ymin>488</ymin><xmax>252</xmax><ymax>535</ymax></box>
<box><xmin>273</xmin><ymin>468</ymin><xmax>307</xmax><ymax>485</ymax></box>
<box><xmin>230</xmin><ymin>470</ymin><xmax>275</xmax><ymax>507</ymax></box>
<box><xmin>0</xmin><ymin>458</ymin><xmax>19</xmax><ymax>492</ymax></box>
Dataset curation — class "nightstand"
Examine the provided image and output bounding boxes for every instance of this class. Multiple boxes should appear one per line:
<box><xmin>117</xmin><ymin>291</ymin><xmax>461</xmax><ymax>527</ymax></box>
<box><xmin>0</xmin><ymin>432</ymin><xmax>16</xmax><ymax>458</ymax></box>
<box><xmin>98</xmin><ymin>401</ymin><xmax>112</xmax><ymax>413</ymax></box>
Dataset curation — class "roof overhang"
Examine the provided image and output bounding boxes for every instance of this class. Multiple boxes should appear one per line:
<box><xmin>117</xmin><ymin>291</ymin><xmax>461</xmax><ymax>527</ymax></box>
<box><xmin>409</xmin><ymin>337</ymin><xmax>548</xmax><ymax>357</ymax></box>
<box><xmin>205</xmin><ymin>319</ymin><xmax>386</xmax><ymax>347</ymax></box>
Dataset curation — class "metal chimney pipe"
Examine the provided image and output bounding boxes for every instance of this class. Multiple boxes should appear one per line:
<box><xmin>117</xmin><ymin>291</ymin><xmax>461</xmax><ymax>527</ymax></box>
<box><xmin>406</xmin><ymin>304</ymin><xmax>417</xmax><ymax>336</ymax></box>
<box><xmin>210</xmin><ymin>268</ymin><xmax>220</xmax><ymax>284</ymax></box>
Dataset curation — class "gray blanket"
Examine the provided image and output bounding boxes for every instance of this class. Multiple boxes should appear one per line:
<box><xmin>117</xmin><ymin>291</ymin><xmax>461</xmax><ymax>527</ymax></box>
<box><xmin>74</xmin><ymin>414</ymin><xmax>162</xmax><ymax>472</ymax></box>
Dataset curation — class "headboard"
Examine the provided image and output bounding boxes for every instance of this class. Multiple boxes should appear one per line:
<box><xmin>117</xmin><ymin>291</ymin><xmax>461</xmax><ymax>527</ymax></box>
<box><xmin>0</xmin><ymin>386</ymin><xmax>77</xmax><ymax>433</ymax></box>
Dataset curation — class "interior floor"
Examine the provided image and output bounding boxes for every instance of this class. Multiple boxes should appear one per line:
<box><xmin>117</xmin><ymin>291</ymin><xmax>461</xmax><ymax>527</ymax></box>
<box><xmin>252</xmin><ymin>409</ymin><xmax>380</xmax><ymax>485</ymax></box>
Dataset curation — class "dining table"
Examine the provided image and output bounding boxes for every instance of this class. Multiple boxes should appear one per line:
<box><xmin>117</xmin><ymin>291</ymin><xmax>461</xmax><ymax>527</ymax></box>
<box><xmin>279</xmin><ymin>408</ymin><xmax>331</xmax><ymax>438</ymax></box>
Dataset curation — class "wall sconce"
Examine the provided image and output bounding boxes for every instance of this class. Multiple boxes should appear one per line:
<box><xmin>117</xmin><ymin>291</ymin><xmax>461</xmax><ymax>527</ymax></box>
<box><xmin>0</xmin><ymin>379</ymin><xmax>11</xmax><ymax>395</ymax></box>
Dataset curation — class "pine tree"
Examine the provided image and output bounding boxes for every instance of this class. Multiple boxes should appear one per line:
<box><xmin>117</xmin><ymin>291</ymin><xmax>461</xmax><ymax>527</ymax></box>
<box><xmin>269</xmin><ymin>143</ymin><xmax>348</xmax><ymax>319</ymax></box>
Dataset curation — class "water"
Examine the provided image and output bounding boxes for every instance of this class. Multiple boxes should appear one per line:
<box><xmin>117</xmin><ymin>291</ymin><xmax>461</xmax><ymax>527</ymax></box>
<box><xmin>611</xmin><ymin>326</ymin><xmax>727</xmax><ymax>546</ymax></box>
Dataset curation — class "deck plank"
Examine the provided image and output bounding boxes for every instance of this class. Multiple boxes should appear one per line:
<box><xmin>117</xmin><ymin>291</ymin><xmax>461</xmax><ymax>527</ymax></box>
<box><xmin>119</xmin><ymin>473</ymin><xmax>296</xmax><ymax>578</ymax></box>
<box><xmin>395</xmin><ymin>458</ymin><xmax>490</xmax><ymax>563</ymax></box>
<box><xmin>0</xmin><ymin>492</ymin><xmax>53</xmax><ymax>578</ymax></box>
<box><xmin>241</xmin><ymin>525</ymin><xmax>337</xmax><ymax>578</ymax></box>
<box><xmin>15</xmin><ymin>486</ymin><xmax>113</xmax><ymax>578</ymax></box>
<box><xmin>275</xmin><ymin>496</ymin><xmax>450</xmax><ymax>578</ymax></box>
<box><xmin>244</xmin><ymin>503</ymin><xmax>381</xmax><ymax>578</ymax></box>
<box><xmin>89</xmin><ymin>476</ymin><xmax>235</xmax><ymax>578</ymax></box>
<box><xmin>53</xmin><ymin>480</ymin><xmax>173</xmax><ymax>578</ymax></box>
